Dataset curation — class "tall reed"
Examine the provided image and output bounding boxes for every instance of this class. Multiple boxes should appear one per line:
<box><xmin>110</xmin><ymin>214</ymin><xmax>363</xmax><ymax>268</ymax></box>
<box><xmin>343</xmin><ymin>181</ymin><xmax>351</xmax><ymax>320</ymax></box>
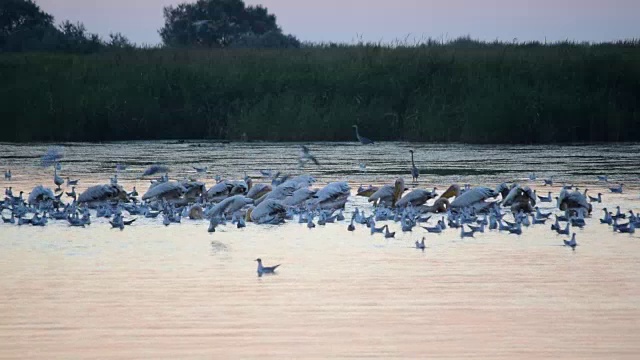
<box><xmin>1</xmin><ymin>40</ymin><xmax>639</xmax><ymax>143</ymax></box>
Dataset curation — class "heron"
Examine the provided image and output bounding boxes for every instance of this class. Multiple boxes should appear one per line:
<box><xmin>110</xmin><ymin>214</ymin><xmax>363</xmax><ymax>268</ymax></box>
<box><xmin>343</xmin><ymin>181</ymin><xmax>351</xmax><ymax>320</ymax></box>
<box><xmin>409</xmin><ymin>150</ymin><xmax>419</xmax><ymax>183</ymax></box>
<box><xmin>352</xmin><ymin>125</ymin><xmax>374</xmax><ymax>145</ymax></box>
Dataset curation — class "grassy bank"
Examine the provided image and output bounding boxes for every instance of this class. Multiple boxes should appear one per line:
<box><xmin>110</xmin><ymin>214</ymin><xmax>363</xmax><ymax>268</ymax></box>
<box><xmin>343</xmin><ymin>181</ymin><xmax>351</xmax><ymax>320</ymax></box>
<box><xmin>1</xmin><ymin>41</ymin><xmax>639</xmax><ymax>143</ymax></box>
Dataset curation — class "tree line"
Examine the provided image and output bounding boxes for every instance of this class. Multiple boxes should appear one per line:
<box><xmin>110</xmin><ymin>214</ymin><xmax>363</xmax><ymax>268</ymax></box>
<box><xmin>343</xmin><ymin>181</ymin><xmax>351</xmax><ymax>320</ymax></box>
<box><xmin>0</xmin><ymin>0</ymin><xmax>300</xmax><ymax>53</ymax></box>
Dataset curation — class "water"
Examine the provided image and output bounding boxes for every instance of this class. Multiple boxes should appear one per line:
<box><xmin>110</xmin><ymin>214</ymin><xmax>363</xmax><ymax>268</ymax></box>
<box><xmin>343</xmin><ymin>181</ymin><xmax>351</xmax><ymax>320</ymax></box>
<box><xmin>1</xmin><ymin>141</ymin><xmax>640</xmax><ymax>359</ymax></box>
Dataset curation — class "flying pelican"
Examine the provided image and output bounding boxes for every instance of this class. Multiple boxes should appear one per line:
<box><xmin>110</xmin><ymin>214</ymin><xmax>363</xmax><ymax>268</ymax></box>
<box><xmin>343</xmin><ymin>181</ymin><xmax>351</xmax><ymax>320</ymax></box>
<box><xmin>409</xmin><ymin>150</ymin><xmax>419</xmax><ymax>183</ymax></box>
<box><xmin>352</xmin><ymin>125</ymin><xmax>374</xmax><ymax>145</ymax></box>
<box><xmin>255</xmin><ymin>258</ymin><xmax>280</xmax><ymax>277</ymax></box>
<box><xmin>368</xmin><ymin>178</ymin><xmax>406</xmax><ymax>207</ymax></box>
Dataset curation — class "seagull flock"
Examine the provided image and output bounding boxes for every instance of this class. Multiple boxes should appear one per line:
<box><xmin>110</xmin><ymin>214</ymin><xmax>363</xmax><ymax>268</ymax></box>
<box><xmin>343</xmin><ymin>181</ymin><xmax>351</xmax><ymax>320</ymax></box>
<box><xmin>2</xmin><ymin>126</ymin><xmax>638</xmax><ymax>276</ymax></box>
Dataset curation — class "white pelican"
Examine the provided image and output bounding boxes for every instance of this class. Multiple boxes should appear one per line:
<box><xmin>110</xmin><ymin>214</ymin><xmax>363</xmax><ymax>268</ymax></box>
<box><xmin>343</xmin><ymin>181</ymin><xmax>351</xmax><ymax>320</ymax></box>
<box><xmin>502</xmin><ymin>185</ymin><xmax>536</xmax><ymax>213</ymax></box>
<box><xmin>557</xmin><ymin>188</ymin><xmax>592</xmax><ymax>214</ymax></box>
<box><xmin>395</xmin><ymin>188</ymin><xmax>437</xmax><ymax>208</ymax></box>
<box><xmin>306</xmin><ymin>182</ymin><xmax>350</xmax><ymax>210</ymax></box>
<box><xmin>441</xmin><ymin>184</ymin><xmax>499</xmax><ymax>211</ymax></box>
<box><xmin>246</xmin><ymin>199</ymin><xmax>288</xmax><ymax>224</ymax></box>
<box><xmin>206</xmin><ymin>195</ymin><xmax>254</xmax><ymax>218</ymax></box>
<box><xmin>78</xmin><ymin>184</ymin><xmax>128</xmax><ymax>206</ymax></box>
<box><xmin>27</xmin><ymin>185</ymin><xmax>55</xmax><ymax>205</ymax></box>
<box><xmin>206</xmin><ymin>180</ymin><xmax>235</xmax><ymax>202</ymax></box>
<box><xmin>368</xmin><ymin>178</ymin><xmax>405</xmax><ymax>207</ymax></box>
<box><xmin>142</xmin><ymin>181</ymin><xmax>187</xmax><ymax>202</ymax></box>
<box><xmin>409</xmin><ymin>150</ymin><xmax>419</xmax><ymax>183</ymax></box>
<box><xmin>283</xmin><ymin>188</ymin><xmax>317</xmax><ymax>207</ymax></box>
<box><xmin>246</xmin><ymin>183</ymin><xmax>272</xmax><ymax>200</ymax></box>
<box><xmin>352</xmin><ymin>125</ymin><xmax>374</xmax><ymax>145</ymax></box>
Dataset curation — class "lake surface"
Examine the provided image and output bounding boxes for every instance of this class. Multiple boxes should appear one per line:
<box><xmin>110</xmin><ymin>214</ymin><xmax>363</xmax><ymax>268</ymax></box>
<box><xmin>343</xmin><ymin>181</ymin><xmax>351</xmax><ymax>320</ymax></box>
<box><xmin>1</xmin><ymin>141</ymin><xmax>640</xmax><ymax>359</ymax></box>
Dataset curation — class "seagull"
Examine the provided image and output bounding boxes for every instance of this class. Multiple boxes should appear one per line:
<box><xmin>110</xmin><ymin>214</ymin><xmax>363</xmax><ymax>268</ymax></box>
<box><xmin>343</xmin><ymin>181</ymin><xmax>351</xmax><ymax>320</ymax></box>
<box><xmin>609</xmin><ymin>184</ymin><xmax>623</xmax><ymax>194</ymax></box>
<box><xmin>543</xmin><ymin>177</ymin><xmax>553</xmax><ymax>186</ymax></box>
<box><xmin>383</xmin><ymin>225</ymin><xmax>396</xmax><ymax>238</ymax></box>
<box><xmin>66</xmin><ymin>186</ymin><xmax>77</xmax><ymax>201</ymax></box>
<box><xmin>255</xmin><ymin>258</ymin><xmax>280</xmax><ymax>277</ymax></box>
<box><xmin>67</xmin><ymin>177</ymin><xmax>79</xmax><ymax>186</ymax></box>
<box><xmin>193</xmin><ymin>166</ymin><xmax>208</xmax><ymax>174</ymax></box>
<box><xmin>4</xmin><ymin>170</ymin><xmax>11</xmax><ymax>181</ymax></box>
<box><xmin>588</xmin><ymin>192</ymin><xmax>602</xmax><ymax>203</ymax></box>
<box><xmin>529</xmin><ymin>173</ymin><xmax>536</xmax><ymax>181</ymax></box>
<box><xmin>537</xmin><ymin>191</ymin><xmax>552</xmax><ymax>203</ymax></box>
<box><xmin>415</xmin><ymin>237</ymin><xmax>426</xmax><ymax>250</ymax></box>
<box><xmin>597</xmin><ymin>175</ymin><xmax>608</xmax><ymax>182</ymax></box>
<box><xmin>564</xmin><ymin>233</ymin><xmax>578</xmax><ymax>251</ymax></box>
<box><xmin>460</xmin><ymin>225</ymin><xmax>475</xmax><ymax>239</ymax></box>
<box><xmin>299</xmin><ymin>145</ymin><xmax>320</xmax><ymax>167</ymax></box>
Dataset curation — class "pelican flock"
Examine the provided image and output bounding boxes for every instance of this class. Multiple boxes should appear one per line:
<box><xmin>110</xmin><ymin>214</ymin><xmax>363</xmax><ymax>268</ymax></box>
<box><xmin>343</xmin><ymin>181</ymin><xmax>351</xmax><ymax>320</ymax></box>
<box><xmin>1</xmin><ymin>142</ymin><xmax>638</xmax><ymax>263</ymax></box>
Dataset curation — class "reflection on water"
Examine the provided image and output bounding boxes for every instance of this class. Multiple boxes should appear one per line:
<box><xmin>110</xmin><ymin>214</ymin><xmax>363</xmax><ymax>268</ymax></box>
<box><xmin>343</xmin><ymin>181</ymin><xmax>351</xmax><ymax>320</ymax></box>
<box><xmin>1</xmin><ymin>141</ymin><xmax>640</xmax><ymax>359</ymax></box>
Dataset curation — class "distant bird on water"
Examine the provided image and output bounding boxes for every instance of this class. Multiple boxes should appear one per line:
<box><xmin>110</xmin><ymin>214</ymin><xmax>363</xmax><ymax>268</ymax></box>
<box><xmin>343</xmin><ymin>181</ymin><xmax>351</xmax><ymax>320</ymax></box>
<box><xmin>409</xmin><ymin>150</ymin><xmax>419</xmax><ymax>183</ymax></box>
<box><xmin>143</xmin><ymin>165</ymin><xmax>170</xmax><ymax>177</ymax></box>
<box><xmin>255</xmin><ymin>258</ymin><xmax>280</xmax><ymax>277</ymax></box>
<box><xmin>299</xmin><ymin>145</ymin><xmax>320</xmax><ymax>167</ymax></box>
<box><xmin>352</xmin><ymin>125</ymin><xmax>374</xmax><ymax>145</ymax></box>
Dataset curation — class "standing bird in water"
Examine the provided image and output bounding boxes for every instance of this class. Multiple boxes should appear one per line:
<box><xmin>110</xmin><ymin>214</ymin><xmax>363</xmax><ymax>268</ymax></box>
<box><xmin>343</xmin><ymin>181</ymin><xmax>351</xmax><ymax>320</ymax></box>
<box><xmin>53</xmin><ymin>168</ymin><xmax>64</xmax><ymax>191</ymax></box>
<box><xmin>4</xmin><ymin>170</ymin><xmax>11</xmax><ymax>181</ymax></box>
<box><xmin>409</xmin><ymin>150</ymin><xmax>419</xmax><ymax>184</ymax></box>
<box><xmin>352</xmin><ymin>125</ymin><xmax>374</xmax><ymax>145</ymax></box>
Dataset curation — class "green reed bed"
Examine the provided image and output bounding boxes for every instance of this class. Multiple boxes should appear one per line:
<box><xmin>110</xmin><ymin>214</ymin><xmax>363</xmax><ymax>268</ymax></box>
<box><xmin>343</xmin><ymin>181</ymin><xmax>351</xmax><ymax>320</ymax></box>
<box><xmin>1</xmin><ymin>41</ymin><xmax>639</xmax><ymax>143</ymax></box>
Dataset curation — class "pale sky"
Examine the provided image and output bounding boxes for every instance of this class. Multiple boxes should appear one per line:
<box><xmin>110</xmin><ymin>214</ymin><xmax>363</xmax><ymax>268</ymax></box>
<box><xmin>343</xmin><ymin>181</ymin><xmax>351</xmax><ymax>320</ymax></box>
<box><xmin>36</xmin><ymin>0</ymin><xmax>640</xmax><ymax>45</ymax></box>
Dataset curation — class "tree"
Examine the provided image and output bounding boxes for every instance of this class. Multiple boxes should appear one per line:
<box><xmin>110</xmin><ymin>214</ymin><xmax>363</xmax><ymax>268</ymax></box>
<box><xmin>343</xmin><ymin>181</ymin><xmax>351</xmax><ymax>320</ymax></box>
<box><xmin>0</xmin><ymin>0</ymin><xmax>55</xmax><ymax>50</ymax></box>
<box><xmin>159</xmin><ymin>0</ymin><xmax>298</xmax><ymax>48</ymax></box>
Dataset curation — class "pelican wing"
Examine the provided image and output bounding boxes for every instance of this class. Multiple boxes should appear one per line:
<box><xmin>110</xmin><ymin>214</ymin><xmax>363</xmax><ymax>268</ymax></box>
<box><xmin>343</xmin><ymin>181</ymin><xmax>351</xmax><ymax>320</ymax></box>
<box><xmin>250</xmin><ymin>199</ymin><xmax>288</xmax><ymax>224</ymax></box>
